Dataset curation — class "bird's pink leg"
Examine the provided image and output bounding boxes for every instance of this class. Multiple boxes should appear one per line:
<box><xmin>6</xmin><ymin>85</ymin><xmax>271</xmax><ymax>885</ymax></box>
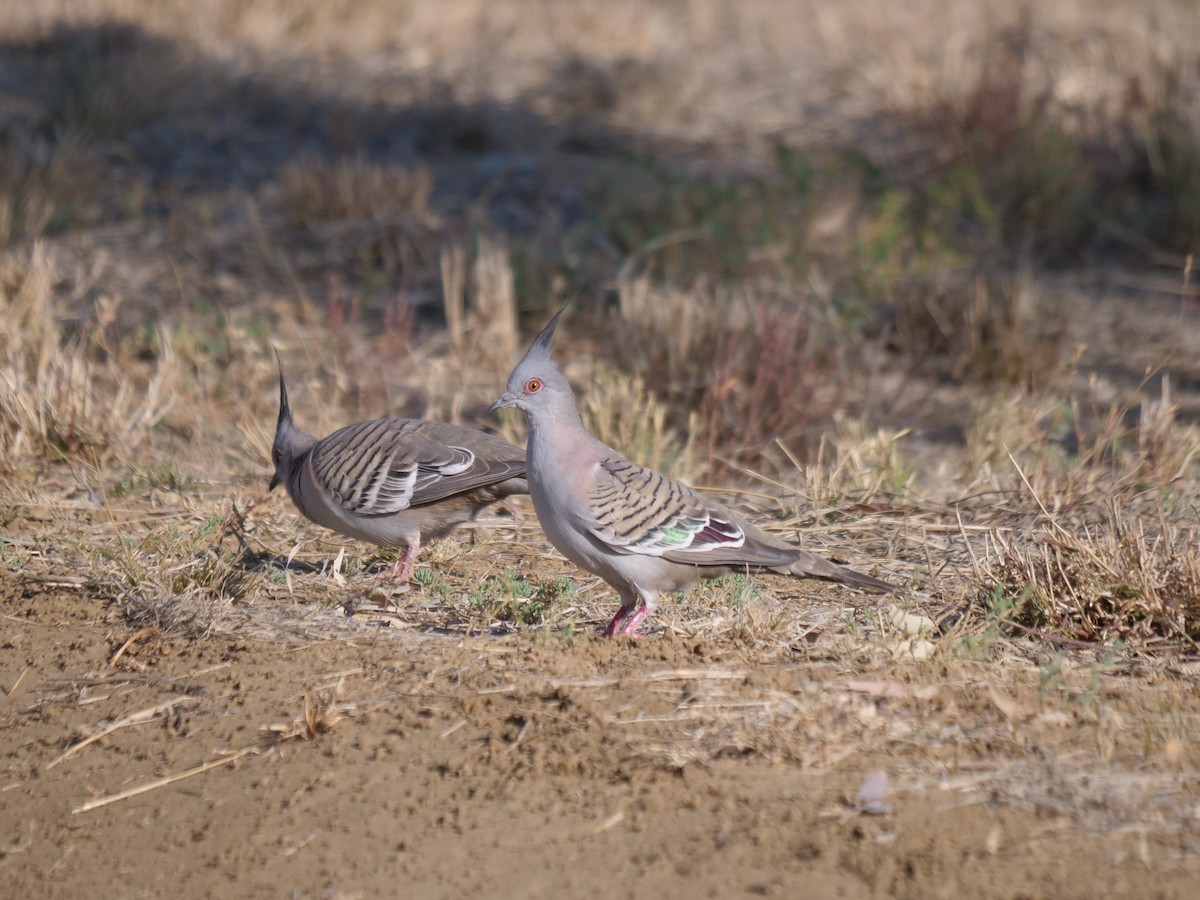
<box><xmin>385</xmin><ymin>540</ymin><xmax>419</xmax><ymax>582</ymax></box>
<box><xmin>604</xmin><ymin>606</ymin><xmax>631</xmax><ymax>637</ymax></box>
<box><xmin>620</xmin><ymin>605</ymin><xmax>651</xmax><ymax>636</ymax></box>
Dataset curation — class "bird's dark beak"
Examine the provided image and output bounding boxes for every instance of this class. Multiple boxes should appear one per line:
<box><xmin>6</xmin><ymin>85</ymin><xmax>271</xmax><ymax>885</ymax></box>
<box><xmin>268</xmin><ymin>473</ymin><xmax>281</xmax><ymax>492</ymax></box>
<box><xmin>489</xmin><ymin>392</ymin><xmax>518</xmax><ymax>412</ymax></box>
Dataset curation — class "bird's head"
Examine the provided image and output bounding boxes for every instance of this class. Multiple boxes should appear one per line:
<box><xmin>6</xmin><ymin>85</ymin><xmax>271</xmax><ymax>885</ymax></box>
<box><xmin>269</xmin><ymin>352</ymin><xmax>316</xmax><ymax>492</ymax></box>
<box><xmin>490</xmin><ymin>303</ymin><xmax>577</xmax><ymax>422</ymax></box>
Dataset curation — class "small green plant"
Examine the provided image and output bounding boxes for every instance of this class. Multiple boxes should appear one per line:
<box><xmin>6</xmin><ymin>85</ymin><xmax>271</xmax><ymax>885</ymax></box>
<box><xmin>983</xmin><ymin>585</ymin><xmax>1018</xmax><ymax>623</ymax></box>
<box><xmin>412</xmin><ymin>567</ymin><xmax>438</xmax><ymax>587</ymax></box>
<box><xmin>196</xmin><ymin>514</ymin><xmax>225</xmax><ymax>542</ymax></box>
<box><xmin>534</xmin><ymin>576</ymin><xmax>577</xmax><ymax>606</ymax></box>
<box><xmin>691</xmin><ymin>573</ymin><xmax>758</xmax><ymax>609</ymax></box>
<box><xmin>464</xmin><ymin>573</ymin><xmax>550</xmax><ymax>627</ymax></box>
<box><xmin>1036</xmin><ymin>654</ymin><xmax>1069</xmax><ymax>706</ymax></box>
<box><xmin>112</xmin><ymin>463</ymin><xmax>196</xmax><ymax>496</ymax></box>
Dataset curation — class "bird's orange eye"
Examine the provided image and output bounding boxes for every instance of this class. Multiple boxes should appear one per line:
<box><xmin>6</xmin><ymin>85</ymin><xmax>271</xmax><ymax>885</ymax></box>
<box><xmin>524</xmin><ymin>378</ymin><xmax>542</xmax><ymax>394</ymax></box>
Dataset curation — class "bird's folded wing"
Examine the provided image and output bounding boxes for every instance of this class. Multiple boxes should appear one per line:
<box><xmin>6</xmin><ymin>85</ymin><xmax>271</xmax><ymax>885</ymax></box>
<box><xmin>313</xmin><ymin>420</ymin><xmax>525</xmax><ymax>515</ymax></box>
<box><xmin>587</xmin><ymin>457</ymin><xmax>798</xmax><ymax>567</ymax></box>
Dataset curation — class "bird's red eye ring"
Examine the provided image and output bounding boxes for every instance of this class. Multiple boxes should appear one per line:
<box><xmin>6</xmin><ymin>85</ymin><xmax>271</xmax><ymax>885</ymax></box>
<box><xmin>525</xmin><ymin>378</ymin><xmax>543</xmax><ymax>394</ymax></box>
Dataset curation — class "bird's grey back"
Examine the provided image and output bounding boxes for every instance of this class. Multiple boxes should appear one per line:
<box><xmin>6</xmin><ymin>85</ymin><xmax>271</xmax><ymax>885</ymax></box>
<box><xmin>307</xmin><ymin>418</ymin><xmax>526</xmax><ymax>513</ymax></box>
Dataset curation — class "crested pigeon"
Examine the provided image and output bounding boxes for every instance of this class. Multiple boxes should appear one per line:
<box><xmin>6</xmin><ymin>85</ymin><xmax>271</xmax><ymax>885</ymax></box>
<box><xmin>270</xmin><ymin>364</ymin><xmax>527</xmax><ymax>582</ymax></box>
<box><xmin>490</xmin><ymin>308</ymin><xmax>894</xmax><ymax>636</ymax></box>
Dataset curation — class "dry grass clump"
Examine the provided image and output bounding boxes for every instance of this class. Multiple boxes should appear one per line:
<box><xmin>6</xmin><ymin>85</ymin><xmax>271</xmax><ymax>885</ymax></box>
<box><xmin>609</xmin><ymin>278</ymin><xmax>730</xmax><ymax>398</ymax></box>
<box><xmin>789</xmin><ymin>421</ymin><xmax>915</xmax><ymax>509</ymax></box>
<box><xmin>887</xmin><ymin>264</ymin><xmax>1068</xmax><ymax>388</ymax></box>
<box><xmin>963</xmin><ymin>375</ymin><xmax>1200</xmax><ymax>501</ymax></box>
<box><xmin>955</xmin><ymin>373</ymin><xmax>1200</xmax><ymax>649</ymax></box>
<box><xmin>985</xmin><ymin>505</ymin><xmax>1200</xmax><ymax>646</ymax></box>
<box><xmin>0</xmin><ymin>131</ymin><xmax>106</xmax><ymax>247</ymax></box>
<box><xmin>698</xmin><ymin>302</ymin><xmax>830</xmax><ymax>470</ymax></box>
<box><xmin>279</xmin><ymin>155</ymin><xmax>438</xmax><ymax>230</ymax></box>
<box><xmin>611</xmin><ymin>279</ymin><xmax>839</xmax><ymax>475</ymax></box>
<box><xmin>580</xmin><ymin>368</ymin><xmax>696</xmax><ymax>480</ymax></box>
<box><xmin>863</xmin><ymin>9</ymin><xmax>1200</xmax><ymax>257</ymax></box>
<box><xmin>0</xmin><ymin>247</ymin><xmax>181</xmax><ymax>467</ymax></box>
<box><xmin>277</xmin><ymin>155</ymin><xmax>442</xmax><ymax>303</ymax></box>
<box><xmin>30</xmin><ymin>21</ymin><xmax>188</xmax><ymax>139</ymax></box>
<box><xmin>1134</xmin><ymin>376</ymin><xmax>1200</xmax><ymax>488</ymax></box>
<box><xmin>91</xmin><ymin>505</ymin><xmax>254</xmax><ymax>637</ymax></box>
<box><xmin>844</xmin><ymin>16</ymin><xmax>1198</xmax><ymax>386</ymax></box>
<box><xmin>441</xmin><ymin>236</ymin><xmax>520</xmax><ymax>373</ymax></box>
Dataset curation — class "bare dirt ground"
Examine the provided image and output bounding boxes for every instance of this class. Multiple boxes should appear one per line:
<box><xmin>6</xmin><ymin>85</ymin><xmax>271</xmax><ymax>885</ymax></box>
<box><xmin>4</xmin><ymin>506</ymin><xmax>1200</xmax><ymax>899</ymax></box>
<box><xmin>1</xmin><ymin>587</ymin><xmax>1197</xmax><ymax>900</ymax></box>
<box><xmin>4</xmin><ymin>1</ymin><xmax>1200</xmax><ymax>897</ymax></box>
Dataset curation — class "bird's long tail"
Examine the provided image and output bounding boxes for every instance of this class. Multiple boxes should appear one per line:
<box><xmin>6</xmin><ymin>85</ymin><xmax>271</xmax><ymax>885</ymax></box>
<box><xmin>779</xmin><ymin>550</ymin><xmax>895</xmax><ymax>592</ymax></box>
<box><xmin>492</xmin><ymin>476</ymin><xmax>530</xmax><ymax>498</ymax></box>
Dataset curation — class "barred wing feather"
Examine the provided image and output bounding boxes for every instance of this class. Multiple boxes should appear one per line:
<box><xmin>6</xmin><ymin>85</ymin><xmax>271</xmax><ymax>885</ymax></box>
<box><xmin>588</xmin><ymin>458</ymin><xmax>798</xmax><ymax>567</ymax></box>
<box><xmin>311</xmin><ymin>420</ymin><xmax>523</xmax><ymax>516</ymax></box>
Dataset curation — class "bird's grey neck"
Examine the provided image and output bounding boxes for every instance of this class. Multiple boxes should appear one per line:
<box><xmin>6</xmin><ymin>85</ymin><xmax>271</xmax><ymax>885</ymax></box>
<box><xmin>526</xmin><ymin>398</ymin><xmax>584</xmax><ymax>432</ymax></box>
<box><xmin>282</xmin><ymin>440</ymin><xmax>317</xmax><ymax>500</ymax></box>
<box><xmin>526</xmin><ymin>403</ymin><xmax>601</xmax><ymax>462</ymax></box>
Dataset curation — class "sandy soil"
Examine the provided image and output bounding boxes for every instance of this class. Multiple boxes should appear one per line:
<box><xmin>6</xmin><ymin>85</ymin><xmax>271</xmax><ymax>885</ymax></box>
<box><xmin>3</xmin><ymin>575</ymin><xmax>1198</xmax><ymax>899</ymax></box>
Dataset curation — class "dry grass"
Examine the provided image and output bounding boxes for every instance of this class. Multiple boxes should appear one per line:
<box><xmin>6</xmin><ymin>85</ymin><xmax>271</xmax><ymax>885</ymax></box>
<box><xmin>985</xmin><ymin>500</ymin><xmax>1200</xmax><ymax>646</ymax></box>
<box><xmin>580</xmin><ymin>368</ymin><xmax>697</xmax><ymax>480</ymax></box>
<box><xmin>0</xmin><ymin>0</ymin><xmax>1197</xmax><ymax>731</ymax></box>
<box><xmin>0</xmin><ymin>131</ymin><xmax>105</xmax><ymax>247</ymax></box>
<box><xmin>611</xmin><ymin>279</ymin><xmax>841</xmax><ymax>475</ymax></box>
<box><xmin>0</xmin><ymin>246</ymin><xmax>181</xmax><ymax>467</ymax></box>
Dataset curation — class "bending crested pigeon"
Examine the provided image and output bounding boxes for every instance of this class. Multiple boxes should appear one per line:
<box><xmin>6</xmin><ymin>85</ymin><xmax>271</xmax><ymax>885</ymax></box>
<box><xmin>270</xmin><ymin>365</ymin><xmax>527</xmax><ymax>581</ymax></box>
<box><xmin>490</xmin><ymin>308</ymin><xmax>894</xmax><ymax>636</ymax></box>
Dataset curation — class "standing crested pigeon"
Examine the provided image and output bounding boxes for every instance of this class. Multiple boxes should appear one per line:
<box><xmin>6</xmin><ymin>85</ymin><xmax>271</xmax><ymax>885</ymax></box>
<box><xmin>490</xmin><ymin>308</ymin><xmax>894</xmax><ymax>636</ymax></box>
<box><xmin>270</xmin><ymin>364</ymin><xmax>527</xmax><ymax>581</ymax></box>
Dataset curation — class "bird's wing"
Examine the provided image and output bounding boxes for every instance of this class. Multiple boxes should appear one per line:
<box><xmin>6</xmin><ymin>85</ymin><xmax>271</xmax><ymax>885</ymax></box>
<box><xmin>586</xmin><ymin>457</ymin><xmax>798</xmax><ymax>567</ymax></box>
<box><xmin>311</xmin><ymin>419</ymin><xmax>525</xmax><ymax>516</ymax></box>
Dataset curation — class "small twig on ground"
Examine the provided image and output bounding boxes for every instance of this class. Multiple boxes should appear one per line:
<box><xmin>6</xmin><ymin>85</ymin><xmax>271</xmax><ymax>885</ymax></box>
<box><xmin>47</xmin><ymin>696</ymin><xmax>200</xmax><ymax>770</ymax></box>
<box><xmin>6</xmin><ymin>668</ymin><xmax>29</xmax><ymax>696</ymax></box>
<box><xmin>1003</xmin><ymin>621</ymin><xmax>1098</xmax><ymax>650</ymax></box>
<box><xmin>72</xmin><ymin>745</ymin><xmax>262</xmax><ymax>814</ymax></box>
<box><xmin>42</xmin><ymin>671</ymin><xmax>208</xmax><ymax>695</ymax></box>
<box><xmin>109</xmin><ymin>627</ymin><xmax>161</xmax><ymax>666</ymax></box>
<box><xmin>72</xmin><ymin>698</ymin><xmax>358</xmax><ymax>815</ymax></box>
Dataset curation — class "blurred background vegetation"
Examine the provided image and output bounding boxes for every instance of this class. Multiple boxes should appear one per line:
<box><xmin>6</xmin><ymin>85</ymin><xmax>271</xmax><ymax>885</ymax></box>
<box><xmin>2</xmin><ymin>1</ymin><xmax>1197</xmax><ymax>452</ymax></box>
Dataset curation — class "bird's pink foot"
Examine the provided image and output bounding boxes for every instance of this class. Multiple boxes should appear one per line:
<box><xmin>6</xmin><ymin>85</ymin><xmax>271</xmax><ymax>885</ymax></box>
<box><xmin>604</xmin><ymin>606</ymin><xmax>633</xmax><ymax>637</ymax></box>
<box><xmin>384</xmin><ymin>543</ymin><xmax>418</xmax><ymax>582</ymax></box>
<box><xmin>604</xmin><ymin>605</ymin><xmax>649</xmax><ymax>638</ymax></box>
<box><xmin>620</xmin><ymin>606</ymin><xmax>650</xmax><ymax>637</ymax></box>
